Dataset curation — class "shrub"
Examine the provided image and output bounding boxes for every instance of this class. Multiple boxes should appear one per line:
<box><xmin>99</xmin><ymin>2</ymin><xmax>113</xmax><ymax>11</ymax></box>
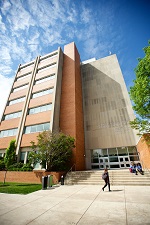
<box><xmin>20</xmin><ymin>164</ymin><xmax>33</xmax><ymax>171</ymax></box>
<box><xmin>7</xmin><ymin>162</ymin><xmax>33</xmax><ymax>171</ymax></box>
<box><xmin>8</xmin><ymin>162</ymin><xmax>24</xmax><ymax>171</ymax></box>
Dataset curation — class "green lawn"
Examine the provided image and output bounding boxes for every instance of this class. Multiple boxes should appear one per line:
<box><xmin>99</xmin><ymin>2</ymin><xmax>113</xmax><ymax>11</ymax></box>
<box><xmin>0</xmin><ymin>182</ymin><xmax>42</xmax><ymax>194</ymax></box>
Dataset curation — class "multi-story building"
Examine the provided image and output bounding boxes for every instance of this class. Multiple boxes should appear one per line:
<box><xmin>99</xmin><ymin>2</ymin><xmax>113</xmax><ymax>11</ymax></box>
<box><xmin>0</xmin><ymin>42</ymin><xmax>139</xmax><ymax>170</ymax></box>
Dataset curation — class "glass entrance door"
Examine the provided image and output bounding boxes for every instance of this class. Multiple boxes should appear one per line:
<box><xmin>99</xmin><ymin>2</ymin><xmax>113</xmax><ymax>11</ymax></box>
<box><xmin>99</xmin><ymin>157</ymin><xmax>109</xmax><ymax>169</ymax></box>
<box><xmin>91</xmin><ymin>146</ymin><xmax>139</xmax><ymax>170</ymax></box>
<box><xmin>118</xmin><ymin>156</ymin><xmax>130</xmax><ymax>168</ymax></box>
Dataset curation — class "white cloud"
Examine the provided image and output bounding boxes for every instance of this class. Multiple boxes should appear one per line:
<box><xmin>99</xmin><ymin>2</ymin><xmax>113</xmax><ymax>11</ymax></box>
<box><xmin>1</xmin><ymin>0</ymin><xmax>11</xmax><ymax>15</ymax></box>
<box><xmin>6</xmin><ymin>0</ymin><xmax>35</xmax><ymax>31</ymax></box>
<box><xmin>0</xmin><ymin>74</ymin><xmax>13</xmax><ymax>121</ymax></box>
<box><xmin>80</xmin><ymin>6</ymin><xmax>91</xmax><ymax>23</ymax></box>
<box><xmin>0</xmin><ymin>15</ymin><xmax>6</xmax><ymax>33</ymax></box>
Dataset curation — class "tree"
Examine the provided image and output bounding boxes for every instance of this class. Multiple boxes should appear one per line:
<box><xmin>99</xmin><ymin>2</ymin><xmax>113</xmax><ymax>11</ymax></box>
<box><xmin>129</xmin><ymin>40</ymin><xmax>150</xmax><ymax>144</ymax></box>
<box><xmin>4</xmin><ymin>139</ymin><xmax>16</xmax><ymax>168</ymax></box>
<box><xmin>3</xmin><ymin>139</ymin><xmax>16</xmax><ymax>184</ymax></box>
<box><xmin>29</xmin><ymin>131</ymin><xmax>75</xmax><ymax>171</ymax></box>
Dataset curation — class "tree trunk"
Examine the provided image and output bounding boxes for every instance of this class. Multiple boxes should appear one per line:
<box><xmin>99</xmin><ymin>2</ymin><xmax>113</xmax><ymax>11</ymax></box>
<box><xmin>3</xmin><ymin>170</ymin><xmax>7</xmax><ymax>184</ymax></box>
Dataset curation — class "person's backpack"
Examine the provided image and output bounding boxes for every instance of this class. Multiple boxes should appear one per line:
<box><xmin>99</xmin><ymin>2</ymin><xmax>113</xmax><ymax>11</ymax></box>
<box><xmin>102</xmin><ymin>173</ymin><xmax>107</xmax><ymax>180</ymax></box>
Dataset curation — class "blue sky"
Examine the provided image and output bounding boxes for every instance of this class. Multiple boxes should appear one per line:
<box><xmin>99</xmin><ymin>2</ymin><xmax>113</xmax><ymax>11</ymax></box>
<box><xmin>0</xmin><ymin>0</ymin><xmax>150</xmax><ymax>119</ymax></box>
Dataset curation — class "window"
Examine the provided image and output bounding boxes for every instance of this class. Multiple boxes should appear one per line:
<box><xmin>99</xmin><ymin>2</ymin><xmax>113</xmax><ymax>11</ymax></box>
<box><xmin>16</xmin><ymin>73</ymin><xmax>31</xmax><ymax>81</ymax></box>
<box><xmin>35</xmin><ymin>74</ymin><xmax>55</xmax><ymax>84</ymax></box>
<box><xmin>20</xmin><ymin>152</ymin><xmax>26</xmax><ymax>163</ymax></box>
<box><xmin>19</xmin><ymin>61</ymin><xmax>34</xmax><ymax>70</ymax></box>
<box><xmin>29</xmin><ymin>104</ymin><xmax>52</xmax><ymax>114</ymax></box>
<box><xmin>32</xmin><ymin>88</ymin><xmax>54</xmax><ymax>98</ymax></box>
<box><xmin>40</xmin><ymin>52</ymin><xmax>58</xmax><ymax>61</ymax></box>
<box><xmin>24</xmin><ymin>123</ymin><xmax>50</xmax><ymax>134</ymax></box>
<box><xmin>5</xmin><ymin>111</ymin><xmax>22</xmax><ymax>120</ymax></box>
<box><xmin>38</xmin><ymin>63</ymin><xmax>56</xmax><ymax>72</ymax></box>
<box><xmin>9</xmin><ymin>96</ymin><xmax>26</xmax><ymax>105</ymax></box>
<box><xmin>13</xmin><ymin>84</ymin><xmax>28</xmax><ymax>92</ymax></box>
<box><xmin>0</xmin><ymin>128</ymin><xmax>18</xmax><ymax>138</ymax></box>
<box><xmin>108</xmin><ymin>148</ymin><xmax>118</xmax><ymax>156</ymax></box>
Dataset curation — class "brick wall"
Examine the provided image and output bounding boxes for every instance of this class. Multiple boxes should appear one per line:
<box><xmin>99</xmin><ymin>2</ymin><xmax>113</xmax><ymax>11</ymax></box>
<box><xmin>0</xmin><ymin>171</ymin><xmax>65</xmax><ymax>184</ymax></box>
<box><xmin>59</xmin><ymin>42</ymin><xmax>85</xmax><ymax>170</ymax></box>
<box><xmin>137</xmin><ymin>134</ymin><xmax>150</xmax><ymax>169</ymax></box>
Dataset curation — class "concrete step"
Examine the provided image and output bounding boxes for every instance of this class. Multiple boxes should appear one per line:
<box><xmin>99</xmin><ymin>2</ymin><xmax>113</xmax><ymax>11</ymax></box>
<box><xmin>64</xmin><ymin>169</ymin><xmax>150</xmax><ymax>186</ymax></box>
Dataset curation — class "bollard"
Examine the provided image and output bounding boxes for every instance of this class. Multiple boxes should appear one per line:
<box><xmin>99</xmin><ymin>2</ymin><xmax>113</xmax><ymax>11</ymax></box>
<box><xmin>61</xmin><ymin>175</ymin><xmax>64</xmax><ymax>185</ymax></box>
<box><xmin>42</xmin><ymin>176</ymin><xmax>48</xmax><ymax>190</ymax></box>
<box><xmin>47</xmin><ymin>175</ymin><xmax>53</xmax><ymax>188</ymax></box>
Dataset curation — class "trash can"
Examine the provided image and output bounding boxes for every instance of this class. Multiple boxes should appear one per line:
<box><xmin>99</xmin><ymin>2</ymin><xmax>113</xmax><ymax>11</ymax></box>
<box><xmin>61</xmin><ymin>175</ymin><xmax>64</xmax><ymax>185</ymax></box>
<box><xmin>47</xmin><ymin>175</ymin><xmax>53</xmax><ymax>188</ymax></box>
<box><xmin>42</xmin><ymin>176</ymin><xmax>48</xmax><ymax>190</ymax></box>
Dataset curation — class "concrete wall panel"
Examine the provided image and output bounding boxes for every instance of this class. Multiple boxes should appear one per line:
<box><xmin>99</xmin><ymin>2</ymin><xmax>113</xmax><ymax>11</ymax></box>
<box><xmin>0</xmin><ymin>118</ymin><xmax>20</xmax><ymax>130</ymax></box>
<box><xmin>32</xmin><ymin>80</ymin><xmax>55</xmax><ymax>93</ymax></box>
<box><xmin>0</xmin><ymin>136</ymin><xmax>16</xmax><ymax>149</ymax></box>
<box><xmin>35</xmin><ymin>68</ymin><xmax>56</xmax><ymax>80</ymax></box>
<box><xmin>9</xmin><ymin>89</ymin><xmax>28</xmax><ymax>100</ymax></box>
<box><xmin>13</xmin><ymin>76</ymin><xmax>31</xmax><ymax>88</ymax></box>
<box><xmin>21</xmin><ymin>133</ymin><xmax>40</xmax><ymax>146</ymax></box>
<box><xmin>38</xmin><ymin>57</ymin><xmax>57</xmax><ymax>69</ymax></box>
<box><xmin>4</xmin><ymin>102</ymin><xmax>24</xmax><ymax>115</ymax></box>
<box><xmin>17</xmin><ymin>65</ymin><xmax>34</xmax><ymax>77</ymax></box>
<box><xmin>25</xmin><ymin>111</ymin><xmax>51</xmax><ymax>126</ymax></box>
<box><xmin>29</xmin><ymin>94</ymin><xmax>53</xmax><ymax>108</ymax></box>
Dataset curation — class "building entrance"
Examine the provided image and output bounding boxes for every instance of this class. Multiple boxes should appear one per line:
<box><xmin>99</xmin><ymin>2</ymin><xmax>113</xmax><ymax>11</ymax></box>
<box><xmin>91</xmin><ymin>146</ymin><xmax>139</xmax><ymax>170</ymax></box>
<box><xmin>118</xmin><ymin>156</ymin><xmax>130</xmax><ymax>168</ymax></box>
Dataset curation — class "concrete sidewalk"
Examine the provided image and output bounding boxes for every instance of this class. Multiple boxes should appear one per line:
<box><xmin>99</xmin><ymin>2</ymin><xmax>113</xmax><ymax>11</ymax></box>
<box><xmin>0</xmin><ymin>185</ymin><xmax>150</xmax><ymax>225</ymax></box>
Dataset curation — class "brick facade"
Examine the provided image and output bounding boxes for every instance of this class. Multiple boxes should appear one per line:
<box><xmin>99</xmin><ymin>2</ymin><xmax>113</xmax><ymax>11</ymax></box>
<box><xmin>59</xmin><ymin>42</ymin><xmax>85</xmax><ymax>170</ymax></box>
<box><xmin>0</xmin><ymin>171</ymin><xmax>65</xmax><ymax>184</ymax></box>
<box><xmin>137</xmin><ymin>134</ymin><xmax>150</xmax><ymax>169</ymax></box>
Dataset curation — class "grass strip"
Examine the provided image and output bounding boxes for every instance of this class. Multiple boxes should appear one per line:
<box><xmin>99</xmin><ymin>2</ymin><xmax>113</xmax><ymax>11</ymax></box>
<box><xmin>0</xmin><ymin>182</ymin><xmax>42</xmax><ymax>194</ymax></box>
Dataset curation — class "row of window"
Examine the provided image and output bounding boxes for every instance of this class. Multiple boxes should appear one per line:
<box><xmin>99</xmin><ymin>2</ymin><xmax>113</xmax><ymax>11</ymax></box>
<box><xmin>9</xmin><ymin>96</ymin><xmax>26</xmax><ymax>105</ymax></box>
<box><xmin>13</xmin><ymin>84</ymin><xmax>28</xmax><ymax>92</ymax></box>
<box><xmin>29</xmin><ymin>104</ymin><xmax>52</xmax><ymax>114</ymax></box>
<box><xmin>35</xmin><ymin>74</ymin><xmax>55</xmax><ymax>84</ymax></box>
<box><xmin>38</xmin><ymin>63</ymin><xmax>56</xmax><ymax>72</ymax></box>
<box><xmin>40</xmin><ymin>51</ymin><xmax>58</xmax><ymax>61</ymax></box>
<box><xmin>13</xmin><ymin>74</ymin><xmax>55</xmax><ymax>94</ymax></box>
<box><xmin>32</xmin><ymin>88</ymin><xmax>54</xmax><ymax>98</ymax></box>
<box><xmin>0</xmin><ymin>128</ymin><xmax>18</xmax><ymax>138</ymax></box>
<box><xmin>16</xmin><ymin>73</ymin><xmax>31</xmax><ymax>81</ymax></box>
<box><xmin>3</xmin><ymin>104</ymin><xmax>51</xmax><ymax>121</ymax></box>
<box><xmin>25</xmin><ymin>123</ymin><xmax>50</xmax><ymax>134</ymax></box>
<box><xmin>9</xmin><ymin>87</ymin><xmax>54</xmax><ymax>105</ymax></box>
<box><xmin>19</xmin><ymin>61</ymin><xmax>34</xmax><ymax>70</ymax></box>
<box><xmin>16</xmin><ymin>57</ymin><xmax>57</xmax><ymax>82</ymax></box>
<box><xmin>0</xmin><ymin>122</ymin><xmax>50</xmax><ymax>138</ymax></box>
<box><xmin>5</xmin><ymin>111</ymin><xmax>22</xmax><ymax>120</ymax></box>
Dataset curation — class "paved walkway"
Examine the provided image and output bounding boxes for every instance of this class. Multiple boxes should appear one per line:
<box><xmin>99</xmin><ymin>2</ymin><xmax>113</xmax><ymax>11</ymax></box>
<box><xmin>0</xmin><ymin>185</ymin><xmax>150</xmax><ymax>225</ymax></box>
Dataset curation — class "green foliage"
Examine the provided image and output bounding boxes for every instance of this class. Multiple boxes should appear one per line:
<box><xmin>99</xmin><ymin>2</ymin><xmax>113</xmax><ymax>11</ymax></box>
<box><xmin>7</xmin><ymin>162</ymin><xmax>33</xmax><ymax>171</ymax></box>
<box><xmin>29</xmin><ymin>131</ymin><xmax>75</xmax><ymax>171</ymax></box>
<box><xmin>8</xmin><ymin>162</ymin><xmax>24</xmax><ymax>171</ymax></box>
<box><xmin>129</xmin><ymin>40</ymin><xmax>150</xmax><ymax>141</ymax></box>
<box><xmin>28</xmin><ymin>150</ymin><xmax>40</xmax><ymax>167</ymax></box>
<box><xmin>21</xmin><ymin>163</ymin><xmax>33</xmax><ymax>171</ymax></box>
<box><xmin>130</xmin><ymin>118</ymin><xmax>150</xmax><ymax>134</ymax></box>
<box><xmin>4</xmin><ymin>140</ymin><xmax>16</xmax><ymax>169</ymax></box>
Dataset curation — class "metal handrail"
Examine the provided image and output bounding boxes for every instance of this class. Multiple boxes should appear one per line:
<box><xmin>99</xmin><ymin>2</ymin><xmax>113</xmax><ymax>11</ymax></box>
<box><xmin>67</xmin><ymin>163</ymin><xmax>76</xmax><ymax>173</ymax></box>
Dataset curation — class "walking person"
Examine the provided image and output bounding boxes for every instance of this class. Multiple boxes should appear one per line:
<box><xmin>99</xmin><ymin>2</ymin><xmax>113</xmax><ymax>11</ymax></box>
<box><xmin>102</xmin><ymin>168</ymin><xmax>111</xmax><ymax>192</ymax></box>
